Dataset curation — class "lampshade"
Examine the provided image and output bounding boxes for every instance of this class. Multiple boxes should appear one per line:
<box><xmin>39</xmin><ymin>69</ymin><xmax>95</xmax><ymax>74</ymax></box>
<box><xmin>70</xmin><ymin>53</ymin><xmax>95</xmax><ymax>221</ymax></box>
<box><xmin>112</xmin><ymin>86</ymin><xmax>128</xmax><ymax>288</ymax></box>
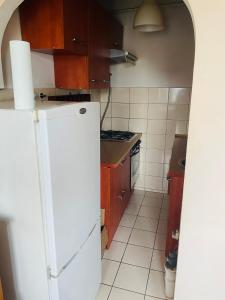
<box><xmin>134</xmin><ymin>0</ymin><xmax>164</xmax><ymax>32</ymax></box>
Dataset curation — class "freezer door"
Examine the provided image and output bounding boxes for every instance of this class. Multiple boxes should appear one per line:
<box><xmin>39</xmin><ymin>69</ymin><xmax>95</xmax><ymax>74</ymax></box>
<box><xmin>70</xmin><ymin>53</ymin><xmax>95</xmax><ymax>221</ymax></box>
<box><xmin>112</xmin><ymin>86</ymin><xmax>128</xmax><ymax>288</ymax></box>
<box><xmin>36</xmin><ymin>102</ymin><xmax>100</xmax><ymax>276</ymax></box>
<box><xmin>49</xmin><ymin>222</ymin><xmax>101</xmax><ymax>300</ymax></box>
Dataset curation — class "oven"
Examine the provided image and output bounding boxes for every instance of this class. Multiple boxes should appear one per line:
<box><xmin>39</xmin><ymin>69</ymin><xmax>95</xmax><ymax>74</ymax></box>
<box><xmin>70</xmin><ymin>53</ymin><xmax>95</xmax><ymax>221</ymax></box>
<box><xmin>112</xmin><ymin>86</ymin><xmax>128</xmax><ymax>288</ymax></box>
<box><xmin>130</xmin><ymin>140</ymin><xmax>141</xmax><ymax>188</ymax></box>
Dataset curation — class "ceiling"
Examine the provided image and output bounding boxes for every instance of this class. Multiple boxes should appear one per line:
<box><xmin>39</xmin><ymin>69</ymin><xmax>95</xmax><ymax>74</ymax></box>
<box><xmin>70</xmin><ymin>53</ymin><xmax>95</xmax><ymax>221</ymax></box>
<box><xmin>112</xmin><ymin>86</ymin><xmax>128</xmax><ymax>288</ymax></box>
<box><xmin>99</xmin><ymin>0</ymin><xmax>184</xmax><ymax>11</ymax></box>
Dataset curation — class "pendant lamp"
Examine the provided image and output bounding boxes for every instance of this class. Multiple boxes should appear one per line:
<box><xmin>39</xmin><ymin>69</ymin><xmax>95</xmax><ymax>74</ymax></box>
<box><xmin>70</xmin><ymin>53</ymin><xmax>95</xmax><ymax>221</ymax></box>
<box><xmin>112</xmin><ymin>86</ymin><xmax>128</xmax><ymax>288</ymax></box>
<box><xmin>134</xmin><ymin>0</ymin><xmax>164</xmax><ymax>32</ymax></box>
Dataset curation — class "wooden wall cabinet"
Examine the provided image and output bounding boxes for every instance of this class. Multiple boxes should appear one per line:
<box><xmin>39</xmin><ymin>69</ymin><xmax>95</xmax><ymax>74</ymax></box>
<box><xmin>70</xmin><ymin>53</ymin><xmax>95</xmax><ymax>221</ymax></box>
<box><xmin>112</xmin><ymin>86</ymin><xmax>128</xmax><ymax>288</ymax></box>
<box><xmin>101</xmin><ymin>154</ymin><xmax>131</xmax><ymax>247</ymax></box>
<box><xmin>20</xmin><ymin>0</ymin><xmax>88</xmax><ymax>56</ymax></box>
<box><xmin>20</xmin><ymin>0</ymin><xmax>123</xmax><ymax>89</ymax></box>
<box><xmin>108</xmin><ymin>16</ymin><xmax>123</xmax><ymax>50</ymax></box>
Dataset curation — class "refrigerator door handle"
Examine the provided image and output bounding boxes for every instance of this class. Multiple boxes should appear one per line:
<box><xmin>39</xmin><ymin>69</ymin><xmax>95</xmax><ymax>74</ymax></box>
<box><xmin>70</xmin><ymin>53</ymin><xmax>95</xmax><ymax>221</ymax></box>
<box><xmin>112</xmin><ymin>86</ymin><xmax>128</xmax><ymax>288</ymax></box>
<box><xmin>48</xmin><ymin>223</ymin><xmax>98</xmax><ymax>279</ymax></box>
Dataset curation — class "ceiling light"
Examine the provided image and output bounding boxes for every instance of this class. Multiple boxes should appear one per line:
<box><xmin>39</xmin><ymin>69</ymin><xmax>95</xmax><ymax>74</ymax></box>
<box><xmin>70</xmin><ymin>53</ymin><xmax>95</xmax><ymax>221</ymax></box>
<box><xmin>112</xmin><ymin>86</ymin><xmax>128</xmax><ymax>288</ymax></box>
<box><xmin>134</xmin><ymin>0</ymin><xmax>164</xmax><ymax>32</ymax></box>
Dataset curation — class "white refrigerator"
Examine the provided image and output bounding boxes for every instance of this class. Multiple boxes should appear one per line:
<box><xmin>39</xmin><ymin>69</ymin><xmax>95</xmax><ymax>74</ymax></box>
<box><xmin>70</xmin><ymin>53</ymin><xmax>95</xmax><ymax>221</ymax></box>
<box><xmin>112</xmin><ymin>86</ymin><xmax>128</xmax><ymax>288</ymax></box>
<box><xmin>0</xmin><ymin>101</ymin><xmax>101</xmax><ymax>300</ymax></box>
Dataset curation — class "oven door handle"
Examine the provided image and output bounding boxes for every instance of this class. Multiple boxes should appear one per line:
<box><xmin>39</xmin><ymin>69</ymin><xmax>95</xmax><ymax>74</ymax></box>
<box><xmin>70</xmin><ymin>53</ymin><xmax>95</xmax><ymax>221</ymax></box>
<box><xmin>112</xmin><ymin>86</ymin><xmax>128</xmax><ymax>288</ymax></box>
<box><xmin>131</xmin><ymin>149</ymin><xmax>140</xmax><ymax>157</ymax></box>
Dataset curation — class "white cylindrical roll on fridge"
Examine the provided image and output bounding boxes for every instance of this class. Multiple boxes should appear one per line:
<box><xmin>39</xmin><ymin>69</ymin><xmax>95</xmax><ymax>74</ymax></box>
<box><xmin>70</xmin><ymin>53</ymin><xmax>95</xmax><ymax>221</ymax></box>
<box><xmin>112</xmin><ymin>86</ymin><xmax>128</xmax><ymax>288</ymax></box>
<box><xmin>10</xmin><ymin>40</ymin><xmax>35</xmax><ymax>110</ymax></box>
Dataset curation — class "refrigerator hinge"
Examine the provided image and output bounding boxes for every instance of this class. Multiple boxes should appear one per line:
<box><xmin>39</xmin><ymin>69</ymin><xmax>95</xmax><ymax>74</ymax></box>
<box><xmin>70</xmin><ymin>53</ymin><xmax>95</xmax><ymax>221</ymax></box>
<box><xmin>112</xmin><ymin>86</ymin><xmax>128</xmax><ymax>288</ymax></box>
<box><xmin>47</xmin><ymin>266</ymin><xmax>60</xmax><ymax>280</ymax></box>
<box><xmin>33</xmin><ymin>110</ymin><xmax>39</xmax><ymax>122</ymax></box>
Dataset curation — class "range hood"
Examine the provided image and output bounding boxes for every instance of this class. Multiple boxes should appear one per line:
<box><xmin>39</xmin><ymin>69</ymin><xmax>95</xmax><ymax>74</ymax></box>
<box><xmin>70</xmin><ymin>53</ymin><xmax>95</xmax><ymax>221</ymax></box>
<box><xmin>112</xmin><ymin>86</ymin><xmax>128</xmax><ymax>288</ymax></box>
<box><xmin>110</xmin><ymin>49</ymin><xmax>137</xmax><ymax>65</ymax></box>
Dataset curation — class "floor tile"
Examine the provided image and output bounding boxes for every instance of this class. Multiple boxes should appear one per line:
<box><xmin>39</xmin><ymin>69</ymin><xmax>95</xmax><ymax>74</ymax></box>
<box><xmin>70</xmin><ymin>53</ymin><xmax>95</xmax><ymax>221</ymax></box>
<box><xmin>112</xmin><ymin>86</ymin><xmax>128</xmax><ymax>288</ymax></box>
<box><xmin>134</xmin><ymin>216</ymin><xmax>158</xmax><ymax>232</ymax></box>
<box><xmin>130</xmin><ymin>193</ymin><xmax>145</xmax><ymax>203</ymax></box>
<box><xmin>139</xmin><ymin>206</ymin><xmax>161</xmax><ymax>219</ymax></box>
<box><xmin>109</xmin><ymin>287</ymin><xmax>145</xmax><ymax>300</ymax></box>
<box><xmin>113</xmin><ymin>226</ymin><xmax>132</xmax><ymax>243</ymax></box>
<box><xmin>104</xmin><ymin>241</ymin><xmax>127</xmax><ymax>262</ymax></box>
<box><xmin>154</xmin><ymin>234</ymin><xmax>166</xmax><ymax>251</ymax></box>
<box><xmin>162</xmin><ymin>198</ymin><xmax>169</xmax><ymax>210</ymax></box>
<box><xmin>145</xmin><ymin>191</ymin><xmax>164</xmax><ymax>199</ymax></box>
<box><xmin>146</xmin><ymin>270</ymin><xmax>166</xmax><ymax>299</ymax></box>
<box><xmin>120</xmin><ymin>214</ymin><xmax>136</xmax><ymax>227</ymax></box>
<box><xmin>142</xmin><ymin>197</ymin><xmax>163</xmax><ymax>208</ymax></box>
<box><xmin>102</xmin><ymin>259</ymin><xmax>120</xmax><ymax>285</ymax></box>
<box><xmin>129</xmin><ymin>229</ymin><xmax>155</xmax><ymax>248</ymax></box>
<box><xmin>157</xmin><ymin>220</ymin><xmax>167</xmax><ymax>234</ymax></box>
<box><xmin>145</xmin><ymin>296</ymin><xmax>162</xmax><ymax>300</ymax></box>
<box><xmin>122</xmin><ymin>244</ymin><xmax>153</xmax><ymax>268</ymax></box>
<box><xmin>160</xmin><ymin>209</ymin><xmax>168</xmax><ymax>220</ymax></box>
<box><xmin>151</xmin><ymin>250</ymin><xmax>165</xmax><ymax>272</ymax></box>
<box><xmin>96</xmin><ymin>284</ymin><xmax>111</xmax><ymax>300</ymax></box>
<box><xmin>114</xmin><ymin>263</ymin><xmax>149</xmax><ymax>294</ymax></box>
<box><xmin>125</xmin><ymin>202</ymin><xmax>141</xmax><ymax>215</ymax></box>
<box><xmin>133</xmin><ymin>189</ymin><xmax>145</xmax><ymax>196</ymax></box>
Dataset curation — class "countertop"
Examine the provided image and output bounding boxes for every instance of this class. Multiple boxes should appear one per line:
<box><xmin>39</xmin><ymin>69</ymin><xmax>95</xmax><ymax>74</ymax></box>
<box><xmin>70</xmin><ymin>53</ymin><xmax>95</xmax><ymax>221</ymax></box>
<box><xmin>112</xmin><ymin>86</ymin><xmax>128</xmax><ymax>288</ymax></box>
<box><xmin>101</xmin><ymin>133</ymin><xmax>142</xmax><ymax>168</ymax></box>
<box><xmin>168</xmin><ymin>134</ymin><xmax>187</xmax><ymax>177</ymax></box>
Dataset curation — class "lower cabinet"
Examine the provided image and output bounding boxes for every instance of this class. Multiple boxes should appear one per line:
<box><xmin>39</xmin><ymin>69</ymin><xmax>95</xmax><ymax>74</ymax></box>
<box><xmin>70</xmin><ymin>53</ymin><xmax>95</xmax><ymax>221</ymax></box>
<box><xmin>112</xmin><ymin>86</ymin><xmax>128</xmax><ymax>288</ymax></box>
<box><xmin>166</xmin><ymin>175</ymin><xmax>184</xmax><ymax>256</ymax></box>
<box><xmin>101</xmin><ymin>154</ymin><xmax>131</xmax><ymax>247</ymax></box>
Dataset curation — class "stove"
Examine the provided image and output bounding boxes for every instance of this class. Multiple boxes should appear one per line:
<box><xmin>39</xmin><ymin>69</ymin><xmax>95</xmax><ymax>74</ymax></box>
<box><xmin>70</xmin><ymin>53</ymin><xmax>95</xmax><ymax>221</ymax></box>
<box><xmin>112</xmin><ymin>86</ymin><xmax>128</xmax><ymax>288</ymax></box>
<box><xmin>100</xmin><ymin>130</ymin><xmax>135</xmax><ymax>141</ymax></box>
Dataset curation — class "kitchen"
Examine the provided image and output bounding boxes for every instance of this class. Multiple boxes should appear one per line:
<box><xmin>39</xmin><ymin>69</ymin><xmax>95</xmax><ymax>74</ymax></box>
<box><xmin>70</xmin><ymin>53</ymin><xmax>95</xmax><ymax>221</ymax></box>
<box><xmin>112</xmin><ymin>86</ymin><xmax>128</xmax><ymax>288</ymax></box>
<box><xmin>0</xmin><ymin>1</ymin><xmax>224</xmax><ymax>300</ymax></box>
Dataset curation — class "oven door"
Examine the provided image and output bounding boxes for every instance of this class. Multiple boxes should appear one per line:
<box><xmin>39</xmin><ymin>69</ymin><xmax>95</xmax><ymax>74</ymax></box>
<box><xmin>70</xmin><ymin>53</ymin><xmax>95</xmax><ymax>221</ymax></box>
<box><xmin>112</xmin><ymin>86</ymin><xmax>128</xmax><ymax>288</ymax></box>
<box><xmin>131</xmin><ymin>142</ymin><xmax>141</xmax><ymax>188</ymax></box>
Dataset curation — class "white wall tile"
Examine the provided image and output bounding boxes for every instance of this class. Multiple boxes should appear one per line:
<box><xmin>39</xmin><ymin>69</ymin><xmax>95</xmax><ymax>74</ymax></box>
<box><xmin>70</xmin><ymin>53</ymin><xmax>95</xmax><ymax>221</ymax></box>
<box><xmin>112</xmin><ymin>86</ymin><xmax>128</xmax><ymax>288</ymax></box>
<box><xmin>102</xmin><ymin>117</ymin><xmax>112</xmax><ymax>130</ymax></box>
<box><xmin>129</xmin><ymin>119</ymin><xmax>148</xmax><ymax>133</ymax></box>
<box><xmin>148</xmin><ymin>104</ymin><xmax>167</xmax><ymax>120</ymax></box>
<box><xmin>146</xmin><ymin>149</ymin><xmax>164</xmax><ymax>163</ymax></box>
<box><xmin>138</xmin><ymin>162</ymin><xmax>146</xmax><ymax>175</ymax></box>
<box><xmin>112</xmin><ymin>118</ymin><xmax>129</xmax><ymax>131</ymax></box>
<box><xmin>100</xmin><ymin>89</ymin><xmax>109</xmax><ymax>102</ymax></box>
<box><xmin>149</xmin><ymin>88</ymin><xmax>169</xmax><ymax>104</ymax></box>
<box><xmin>140</xmin><ymin>134</ymin><xmax>147</xmax><ymax>149</ymax></box>
<box><xmin>169</xmin><ymin>88</ymin><xmax>191</xmax><ymax>104</ymax></box>
<box><xmin>145</xmin><ymin>176</ymin><xmax>163</xmax><ymax>191</ymax></box>
<box><xmin>146</xmin><ymin>163</ymin><xmax>164</xmax><ymax>177</ymax></box>
<box><xmin>135</xmin><ymin>175</ymin><xmax>145</xmax><ymax>189</ymax></box>
<box><xmin>166</xmin><ymin>120</ymin><xmax>176</xmax><ymax>135</ymax></box>
<box><xmin>163</xmin><ymin>178</ymin><xmax>168</xmax><ymax>193</ymax></box>
<box><xmin>165</xmin><ymin>134</ymin><xmax>175</xmax><ymax>149</ymax></box>
<box><xmin>101</xmin><ymin>102</ymin><xmax>111</xmax><ymax>118</ymax></box>
<box><xmin>164</xmin><ymin>149</ymin><xmax>172</xmax><ymax>164</ymax></box>
<box><xmin>112</xmin><ymin>103</ymin><xmax>129</xmax><ymax>118</ymax></box>
<box><xmin>130</xmin><ymin>88</ymin><xmax>148</xmax><ymax>104</ymax></box>
<box><xmin>148</xmin><ymin>120</ymin><xmax>167</xmax><ymax>134</ymax></box>
<box><xmin>130</xmin><ymin>104</ymin><xmax>148</xmax><ymax>119</ymax></box>
<box><xmin>112</xmin><ymin>88</ymin><xmax>130</xmax><ymax>103</ymax></box>
<box><xmin>176</xmin><ymin>120</ymin><xmax>188</xmax><ymax>134</ymax></box>
<box><xmin>147</xmin><ymin>135</ymin><xmax>166</xmax><ymax>150</ymax></box>
<box><xmin>140</xmin><ymin>148</ymin><xmax>146</xmax><ymax>162</ymax></box>
<box><xmin>163</xmin><ymin>163</ymin><xmax>169</xmax><ymax>178</ymax></box>
<box><xmin>168</xmin><ymin>104</ymin><xmax>190</xmax><ymax>120</ymax></box>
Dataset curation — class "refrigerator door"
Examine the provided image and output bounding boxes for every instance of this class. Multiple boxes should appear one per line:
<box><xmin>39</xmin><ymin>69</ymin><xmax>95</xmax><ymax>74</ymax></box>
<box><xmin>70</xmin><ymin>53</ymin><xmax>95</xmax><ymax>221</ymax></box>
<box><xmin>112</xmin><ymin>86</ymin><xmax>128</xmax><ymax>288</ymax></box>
<box><xmin>49</xmin><ymin>222</ymin><xmax>101</xmax><ymax>300</ymax></box>
<box><xmin>36</xmin><ymin>102</ymin><xmax>100</xmax><ymax>276</ymax></box>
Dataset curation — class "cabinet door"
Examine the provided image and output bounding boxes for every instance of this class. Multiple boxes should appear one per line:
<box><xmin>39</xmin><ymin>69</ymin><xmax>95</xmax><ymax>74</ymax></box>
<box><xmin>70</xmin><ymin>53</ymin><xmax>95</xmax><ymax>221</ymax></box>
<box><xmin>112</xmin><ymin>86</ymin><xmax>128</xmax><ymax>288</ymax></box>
<box><xmin>20</xmin><ymin>0</ymin><xmax>64</xmax><ymax>52</ymax></box>
<box><xmin>109</xmin><ymin>17</ymin><xmax>123</xmax><ymax>50</ymax></box>
<box><xmin>165</xmin><ymin>176</ymin><xmax>184</xmax><ymax>256</ymax></box>
<box><xmin>120</xmin><ymin>154</ymin><xmax>131</xmax><ymax>212</ymax></box>
<box><xmin>63</xmin><ymin>0</ymin><xmax>88</xmax><ymax>55</ymax></box>
<box><xmin>89</xmin><ymin>1</ymin><xmax>110</xmax><ymax>89</ymax></box>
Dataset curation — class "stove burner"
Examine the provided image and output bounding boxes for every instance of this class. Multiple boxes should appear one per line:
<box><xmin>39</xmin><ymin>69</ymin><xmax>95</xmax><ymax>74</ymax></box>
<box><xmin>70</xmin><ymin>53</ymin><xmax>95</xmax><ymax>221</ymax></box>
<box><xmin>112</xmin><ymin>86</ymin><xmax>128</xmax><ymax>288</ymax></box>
<box><xmin>101</xmin><ymin>130</ymin><xmax>135</xmax><ymax>141</ymax></box>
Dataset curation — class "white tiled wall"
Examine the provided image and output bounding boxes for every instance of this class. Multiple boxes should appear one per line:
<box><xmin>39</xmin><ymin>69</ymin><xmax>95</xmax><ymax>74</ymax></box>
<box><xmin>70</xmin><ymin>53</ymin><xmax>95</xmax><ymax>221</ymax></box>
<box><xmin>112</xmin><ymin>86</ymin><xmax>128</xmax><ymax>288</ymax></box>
<box><xmin>100</xmin><ymin>87</ymin><xmax>191</xmax><ymax>193</ymax></box>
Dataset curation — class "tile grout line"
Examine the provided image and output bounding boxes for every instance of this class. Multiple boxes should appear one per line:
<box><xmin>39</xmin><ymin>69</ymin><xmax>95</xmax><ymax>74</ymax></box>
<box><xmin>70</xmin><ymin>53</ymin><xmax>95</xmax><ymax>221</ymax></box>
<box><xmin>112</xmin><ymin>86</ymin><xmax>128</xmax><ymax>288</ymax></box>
<box><xmin>144</xmin><ymin>194</ymin><xmax>165</xmax><ymax>298</ymax></box>
<box><xmin>106</xmin><ymin>191</ymin><xmax>146</xmax><ymax>300</ymax></box>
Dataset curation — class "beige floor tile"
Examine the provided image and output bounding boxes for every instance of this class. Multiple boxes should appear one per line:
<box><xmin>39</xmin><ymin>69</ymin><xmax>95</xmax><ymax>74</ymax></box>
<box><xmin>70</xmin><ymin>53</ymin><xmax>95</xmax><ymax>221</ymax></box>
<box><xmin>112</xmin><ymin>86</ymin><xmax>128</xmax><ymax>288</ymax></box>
<box><xmin>129</xmin><ymin>229</ymin><xmax>155</xmax><ymax>248</ymax></box>
<box><xmin>102</xmin><ymin>259</ymin><xmax>120</xmax><ymax>285</ymax></box>
<box><xmin>104</xmin><ymin>241</ymin><xmax>126</xmax><ymax>262</ymax></box>
<box><xmin>123</xmin><ymin>244</ymin><xmax>153</xmax><ymax>268</ymax></box>
<box><xmin>109</xmin><ymin>287</ymin><xmax>145</xmax><ymax>300</ymax></box>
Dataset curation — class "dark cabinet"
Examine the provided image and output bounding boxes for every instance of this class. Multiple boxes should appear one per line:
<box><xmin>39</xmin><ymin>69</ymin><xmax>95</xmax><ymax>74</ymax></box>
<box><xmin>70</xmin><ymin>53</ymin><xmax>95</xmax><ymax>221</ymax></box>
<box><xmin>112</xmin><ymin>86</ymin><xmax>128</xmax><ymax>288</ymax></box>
<box><xmin>109</xmin><ymin>16</ymin><xmax>123</xmax><ymax>50</ymax></box>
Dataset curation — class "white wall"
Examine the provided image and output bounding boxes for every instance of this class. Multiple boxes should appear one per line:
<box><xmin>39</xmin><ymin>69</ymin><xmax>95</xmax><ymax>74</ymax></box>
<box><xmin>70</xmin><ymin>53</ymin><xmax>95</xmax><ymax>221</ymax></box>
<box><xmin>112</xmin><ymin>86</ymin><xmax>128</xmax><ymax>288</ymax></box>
<box><xmin>1</xmin><ymin>9</ymin><xmax>55</xmax><ymax>88</ymax></box>
<box><xmin>175</xmin><ymin>0</ymin><xmax>225</xmax><ymax>300</ymax></box>
<box><xmin>111</xmin><ymin>4</ymin><xmax>194</xmax><ymax>88</ymax></box>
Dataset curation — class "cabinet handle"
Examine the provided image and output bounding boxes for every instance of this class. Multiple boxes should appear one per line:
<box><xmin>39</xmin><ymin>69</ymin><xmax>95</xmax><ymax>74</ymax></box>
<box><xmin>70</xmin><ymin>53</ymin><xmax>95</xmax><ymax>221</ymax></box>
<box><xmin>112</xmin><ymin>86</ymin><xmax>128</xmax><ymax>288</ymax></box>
<box><xmin>167</xmin><ymin>176</ymin><xmax>172</xmax><ymax>182</ymax></box>
<box><xmin>117</xmin><ymin>195</ymin><xmax>123</xmax><ymax>201</ymax></box>
<box><xmin>72</xmin><ymin>37</ymin><xmax>86</xmax><ymax>45</ymax></box>
<box><xmin>91</xmin><ymin>79</ymin><xmax>96</xmax><ymax>83</ymax></box>
<box><xmin>113</xmin><ymin>42</ymin><xmax>119</xmax><ymax>47</ymax></box>
<box><xmin>121</xmin><ymin>190</ymin><xmax>126</xmax><ymax>195</ymax></box>
<box><xmin>102</xmin><ymin>79</ymin><xmax>110</xmax><ymax>84</ymax></box>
